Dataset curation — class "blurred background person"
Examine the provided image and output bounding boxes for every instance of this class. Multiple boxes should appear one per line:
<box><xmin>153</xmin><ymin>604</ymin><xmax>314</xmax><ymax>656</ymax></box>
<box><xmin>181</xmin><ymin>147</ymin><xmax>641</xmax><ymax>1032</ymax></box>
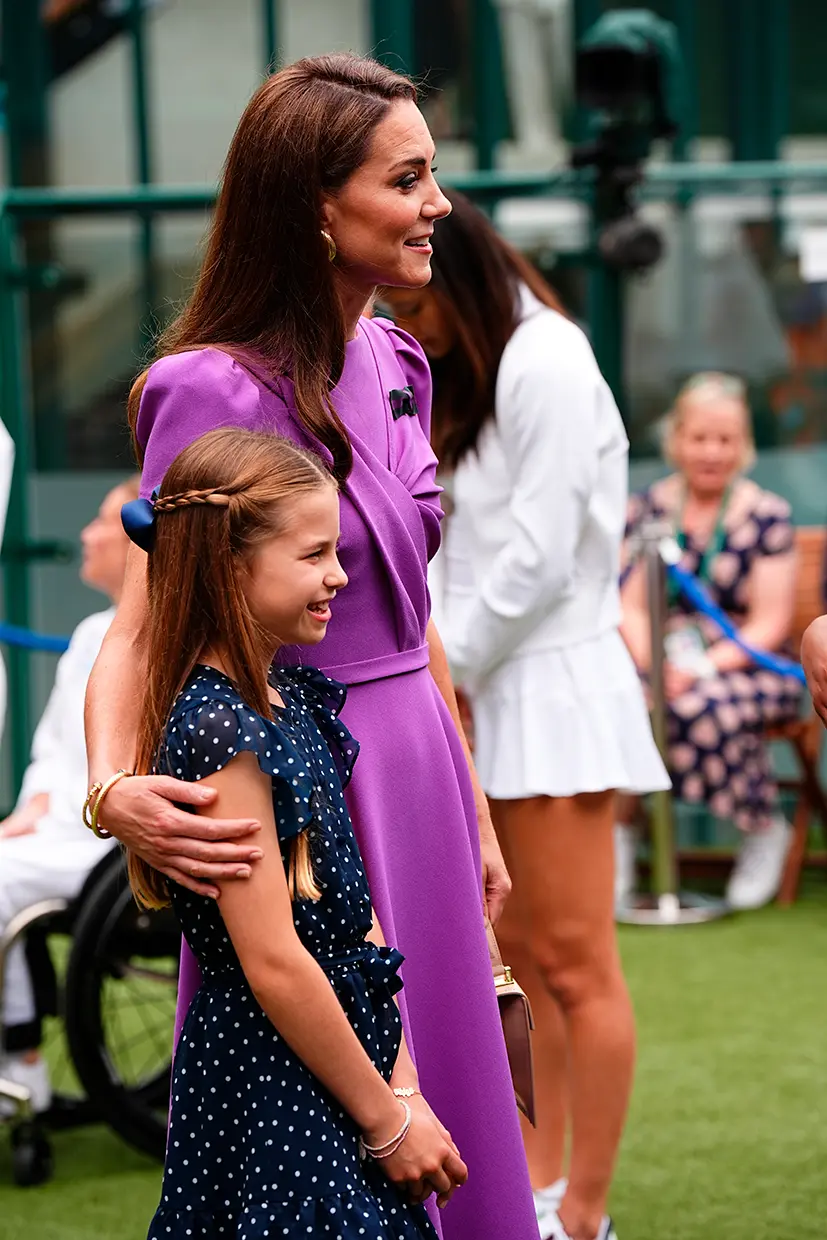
<box><xmin>0</xmin><ymin>416</ymin><xmax>14</xmax><ymax>751</ymax></box>
<box><xmin>383</xmin><ymin>190</ymin><xmax>668</xmax><ymax>1240</ymax></box>
<box><xmin>0</xmin><ymin>475</ymin><xmax>137</xmax><ymax>1117</ymax></box>
<box><xmin>620</xmin><ymin>374</ymin><xmax>802</xmax><ymax>911</ymax></box>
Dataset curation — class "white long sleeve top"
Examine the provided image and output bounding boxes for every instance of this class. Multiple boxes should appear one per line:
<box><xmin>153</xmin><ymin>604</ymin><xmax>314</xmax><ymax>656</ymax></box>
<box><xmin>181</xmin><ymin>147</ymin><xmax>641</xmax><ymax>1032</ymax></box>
<box><xmin>16</xmin><ymin>607</ymin><xmax>114</xmax><ymax>838</ymax></box>
<box><xmin>440</xmin><ymin>290</ymin><xmax>629</xmax><ymax>687</ymax></box>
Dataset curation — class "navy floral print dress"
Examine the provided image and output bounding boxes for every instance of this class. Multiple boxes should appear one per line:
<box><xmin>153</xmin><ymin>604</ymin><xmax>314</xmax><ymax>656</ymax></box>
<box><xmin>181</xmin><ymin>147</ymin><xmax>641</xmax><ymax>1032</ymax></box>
<box><xmin>626</xmin><ymin>478</ymin><xmax>804</xmax><ymax>832</ymax></box>
<box><xmin>147</xmin><ymin>664</ymin><xmax>437</xmax><ymax>1240</ymax></box>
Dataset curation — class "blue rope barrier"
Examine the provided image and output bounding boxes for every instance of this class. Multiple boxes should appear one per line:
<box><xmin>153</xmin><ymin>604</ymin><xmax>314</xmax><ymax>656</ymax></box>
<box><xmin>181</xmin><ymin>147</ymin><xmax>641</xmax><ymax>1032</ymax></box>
<box><xmin>666</xmin><ymin>562</ymin><xmax>806</xmax><ymax>685</ymax></box>
<box><xmin>0</xmin><ymin>623</ymin><xmax>70</xmax><ymax>653</ymax></box>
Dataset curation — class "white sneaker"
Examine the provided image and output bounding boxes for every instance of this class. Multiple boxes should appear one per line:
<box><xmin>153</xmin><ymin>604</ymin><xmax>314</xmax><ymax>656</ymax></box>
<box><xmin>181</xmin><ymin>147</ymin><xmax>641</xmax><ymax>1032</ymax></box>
<box><xmin>535</xmin><ymin>1179</ymin><xmax>568</xmax><ymax>1238</ymax></box>
<box><xmin>0</xmin><ymin>1054</ymin><xmax>52</xmax><ymax>1119</ymax></box>
<box><xmin>540</xmin><ymin>1207</ymin><xmax>617</xmax><ymax>1240</ymax></box>
<box><xmin>726</xmin><ymin>815</ymin><xmax>792</xmax><ymax>911</ymax></box>
<box><xmin>614</xmin><ymin>823</ymin><xmax>638</xmax><ymax>908</ymax></box>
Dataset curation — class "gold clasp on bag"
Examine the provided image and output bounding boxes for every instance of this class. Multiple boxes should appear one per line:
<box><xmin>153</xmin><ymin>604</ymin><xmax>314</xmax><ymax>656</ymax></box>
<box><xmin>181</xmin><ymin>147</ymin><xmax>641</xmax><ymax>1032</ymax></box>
<box><xmin>495</xmin><ymin>966</ymin><xmax>514</xmax><ymax>988</ymax></box>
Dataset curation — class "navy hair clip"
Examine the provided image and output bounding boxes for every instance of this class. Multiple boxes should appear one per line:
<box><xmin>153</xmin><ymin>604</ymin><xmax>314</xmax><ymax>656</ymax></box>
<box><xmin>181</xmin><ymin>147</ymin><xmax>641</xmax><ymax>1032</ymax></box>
<box><xmin>121</xmin><ymin>489</ymin><xmax>158</xmax><ymax>553</ymax></box>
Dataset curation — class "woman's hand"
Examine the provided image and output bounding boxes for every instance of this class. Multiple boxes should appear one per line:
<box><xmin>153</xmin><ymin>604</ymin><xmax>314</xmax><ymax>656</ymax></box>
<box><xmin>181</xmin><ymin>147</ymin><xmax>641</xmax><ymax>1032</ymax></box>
<box><xmin>0</xmin><ymin>816</ymin><xmax>37</xmax><ymax>839</ymax></box>
<box><xmin>479</xmin><ymin>818</ymin><xmax>511</xmax><ymax>925</ymax></box>
<box><xmin>663</xmin><ymin>662</ymin><xmax>698</xmax><ymax>702</ymax></box>
<box><xmin>96</xmin><ymin>774</ymin><xmax>263</xmax><ymax>898</ymax></box>
<box><xmin>0</xmin><ymin>792</ymin><xmax>48</xmax><ymax>839</ymax></box>
<box><xmin>371</xmin><ymin>1106</ymin><xmax>468</xmax><ymax>1208</ymax></box>
<box><xmin>802</xmin><ymin>615</ymin><xmax>827</xmax><ymax>727</ymax></box>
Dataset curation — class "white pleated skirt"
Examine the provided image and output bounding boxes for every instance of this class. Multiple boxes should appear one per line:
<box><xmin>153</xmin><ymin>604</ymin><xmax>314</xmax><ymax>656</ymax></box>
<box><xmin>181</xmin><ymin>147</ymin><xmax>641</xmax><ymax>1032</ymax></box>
<box><xmin>470</xmin><ymin>628</ymin><xmax>671</xmax><ymax>801</ymax></box>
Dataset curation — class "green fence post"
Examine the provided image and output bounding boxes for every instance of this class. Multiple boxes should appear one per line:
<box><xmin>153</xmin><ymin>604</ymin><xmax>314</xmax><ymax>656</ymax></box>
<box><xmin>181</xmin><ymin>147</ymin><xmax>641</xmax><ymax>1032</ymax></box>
<box><xmin>725</xmin><ymin>0</ymin><xmax>788</xmax><ymax>161</ymax></box>
<box><xmin>670</xmin><ymin>0</ymin><xmax>698</xmax><ymax>161</ymax></box>
<box><xmin>1</xmin><ymin>0</ymin><xmax>64</xmax><ymax>470</ymax></box>
<box><xmin>471</xmin><ymin>0</ymin><xmax>510</xmax><ymax>171</ymax></box>
<box><xmin>0</xmin><ymin>211</ymin><xmax>33</xmax><ymax>792</ymax></box>
<box><xmin>764</xmin><ymin>0</ymin><xmax>789</xmax><ymax>159</ymax></box>
<box><xmin>370</xmin><ymin>0</ymin><xmax>415</xmax><ymax>73</ymax></box>
<box><xmin>129</xmin><ymin>0</ymin><xmax>157</xmax><ymax>354</ymax></box>
<box><xmin>261</xmin><ymin>0</ymin><xmax>280</xmax><ymax>73</ymax></box>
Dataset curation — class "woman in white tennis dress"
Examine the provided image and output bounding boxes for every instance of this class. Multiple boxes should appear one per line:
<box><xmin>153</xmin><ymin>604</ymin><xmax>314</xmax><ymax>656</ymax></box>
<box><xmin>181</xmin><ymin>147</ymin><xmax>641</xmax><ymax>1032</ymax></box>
<box><xmin>383</xmin><ymin>192</ymin><xmax>668</xmax><ymax>1240</ymax></box>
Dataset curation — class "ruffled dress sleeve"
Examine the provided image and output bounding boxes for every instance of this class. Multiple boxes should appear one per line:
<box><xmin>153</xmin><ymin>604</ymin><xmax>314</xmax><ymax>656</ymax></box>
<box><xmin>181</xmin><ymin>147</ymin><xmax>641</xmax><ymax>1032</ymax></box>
<box><xmin>163</xmin><ymin>692</ymin><xmax>319</xmax><ymax>841</ymax></box>
<box><xmin>371</xmin><ymin>318</ymin><xmax>443</xmax><ymax>562</ymax></box>
<box><xmin>273</xmin><ymin>666</ymin><xmax>359</xmax><ymax>791</ymax></box>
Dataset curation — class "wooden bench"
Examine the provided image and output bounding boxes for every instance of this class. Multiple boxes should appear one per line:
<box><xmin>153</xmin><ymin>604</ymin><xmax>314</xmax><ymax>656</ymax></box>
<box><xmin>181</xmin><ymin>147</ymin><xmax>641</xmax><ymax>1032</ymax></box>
<box><xmin>769</xmin><ymin>526</ymin><xmax>827</xmax><ymax>904</ymax></box>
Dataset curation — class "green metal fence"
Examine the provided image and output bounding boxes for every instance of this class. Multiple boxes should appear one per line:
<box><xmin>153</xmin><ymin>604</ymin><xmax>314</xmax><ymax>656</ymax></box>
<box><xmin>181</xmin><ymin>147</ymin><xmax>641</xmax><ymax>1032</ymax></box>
<box><xmin>3</xmin><ymin>0</ymin><xmax>827</xmax><ymax>799</ymax></box>
<box><xmin>5</xmin><ymin>159</ymin><xmax>827</xmax><ymax>789</ymax></box>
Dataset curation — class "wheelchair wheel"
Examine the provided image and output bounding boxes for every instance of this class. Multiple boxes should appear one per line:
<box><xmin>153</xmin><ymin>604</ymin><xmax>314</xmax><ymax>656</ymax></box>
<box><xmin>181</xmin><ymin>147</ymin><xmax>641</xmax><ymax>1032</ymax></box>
<box><xmin>11</xmin><ymin>1120</ymin><xmax>53</xmax><ymax>1187</ymax></box>
<box><xmin>64</xmin><ymin>856</ymin><xmax>179</xmax><ymax>1161</ymax></box>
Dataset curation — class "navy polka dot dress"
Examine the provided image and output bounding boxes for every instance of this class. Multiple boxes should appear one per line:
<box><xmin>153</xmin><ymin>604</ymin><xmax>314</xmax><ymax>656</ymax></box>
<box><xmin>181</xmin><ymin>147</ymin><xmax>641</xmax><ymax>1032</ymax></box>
<box><xmin>147</xmin><ymin>664</ymin><xmax>438</xmax><ymax>1240</ymax></box>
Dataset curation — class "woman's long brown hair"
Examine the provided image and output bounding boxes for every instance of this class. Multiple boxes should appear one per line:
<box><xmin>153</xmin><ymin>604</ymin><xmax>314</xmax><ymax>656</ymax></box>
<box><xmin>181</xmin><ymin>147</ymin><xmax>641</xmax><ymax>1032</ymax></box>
<box><xmin>129</xmin><ymin>428</ymin><xmax>335</xmax><ymax>910</ymax></box>
<box><xmin>127</xmin><ymin>54</ymin><xmax>417</xmax><ymax>485</ymax></box>
<box><xmin>425</xmin><ymin>189</ymin><xmax>566</xmax><ymax>471</ymax></box>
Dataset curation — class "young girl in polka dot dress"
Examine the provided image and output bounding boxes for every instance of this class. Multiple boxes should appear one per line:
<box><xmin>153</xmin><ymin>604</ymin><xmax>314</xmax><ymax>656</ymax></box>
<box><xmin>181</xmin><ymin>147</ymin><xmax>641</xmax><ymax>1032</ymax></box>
<box><xmin>121</xmin><ymin>428</ymin><xmax>466</xmax><ymax>1239</ymax></box>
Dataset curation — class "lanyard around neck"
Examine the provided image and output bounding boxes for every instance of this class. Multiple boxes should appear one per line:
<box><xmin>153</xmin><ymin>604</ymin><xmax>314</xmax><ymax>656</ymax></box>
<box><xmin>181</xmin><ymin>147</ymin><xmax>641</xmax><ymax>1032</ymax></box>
<box><xmin>675</xmin><ymin>484</ymin><xmax>731</xmax><ymax>587</ymax></box>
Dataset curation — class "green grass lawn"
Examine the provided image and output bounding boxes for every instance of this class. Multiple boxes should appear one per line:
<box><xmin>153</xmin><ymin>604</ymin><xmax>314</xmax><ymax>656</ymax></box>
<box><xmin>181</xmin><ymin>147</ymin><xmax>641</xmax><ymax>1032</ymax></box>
<box><xmin>1</xmin><ymin>882</ymin><xmax>825</xmax><ymax>1239</ymax></box>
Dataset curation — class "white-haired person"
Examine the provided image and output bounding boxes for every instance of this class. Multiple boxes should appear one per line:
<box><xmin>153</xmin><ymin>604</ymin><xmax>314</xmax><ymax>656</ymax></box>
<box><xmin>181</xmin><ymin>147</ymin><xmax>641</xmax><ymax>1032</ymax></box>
<box><xmin>0</xmin><ymin>475</ymin><xmax>138</xmax><ymax>1115</ymax></box>
<box><xmin>619</xmin><ymin>373</ymin><xmax>803</xmax><ymax>910</ymax></box>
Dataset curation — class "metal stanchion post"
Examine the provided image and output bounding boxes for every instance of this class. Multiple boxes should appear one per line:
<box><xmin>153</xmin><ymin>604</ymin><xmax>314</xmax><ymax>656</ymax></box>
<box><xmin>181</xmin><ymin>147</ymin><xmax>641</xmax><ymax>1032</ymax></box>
<box><xmin>617</xmin><ymin>518</ymin><xmax>728</xmax><ymax>926</ymax></box>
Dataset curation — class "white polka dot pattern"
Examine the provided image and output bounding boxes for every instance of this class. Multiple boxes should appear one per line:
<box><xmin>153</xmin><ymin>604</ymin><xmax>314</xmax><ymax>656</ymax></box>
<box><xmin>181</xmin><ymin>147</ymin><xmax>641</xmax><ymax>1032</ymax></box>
<box><xmin>147</xmin><ymin>665</ymin><xmax>436</xmax><ymax>1240</ymax></box>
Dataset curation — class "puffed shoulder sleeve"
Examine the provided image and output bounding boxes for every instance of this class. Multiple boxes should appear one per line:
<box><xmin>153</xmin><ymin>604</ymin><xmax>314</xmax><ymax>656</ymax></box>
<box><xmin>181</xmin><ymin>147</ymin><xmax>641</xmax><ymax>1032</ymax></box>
<box><xmin>163</xmin><ymin>698</ymin><xmax>317</xmax><ymax>841</ymax></box>
<box><xmin>374</xmin><ymin>318</ymin><xmax>443</xmax><ymax>562</ymax></box>
<box><xmin>137</xmin><ymin>348</ymin><xmax>268</xmax><ymax>498</ymax></box>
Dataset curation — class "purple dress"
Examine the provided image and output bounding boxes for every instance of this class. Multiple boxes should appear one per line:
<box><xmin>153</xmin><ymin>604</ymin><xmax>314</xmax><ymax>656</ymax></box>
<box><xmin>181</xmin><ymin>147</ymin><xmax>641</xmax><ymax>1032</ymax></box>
<box><xmin>137</xmin><ymin>319</ymin><xmax>538</xmax><ymax>1240</ymax></box>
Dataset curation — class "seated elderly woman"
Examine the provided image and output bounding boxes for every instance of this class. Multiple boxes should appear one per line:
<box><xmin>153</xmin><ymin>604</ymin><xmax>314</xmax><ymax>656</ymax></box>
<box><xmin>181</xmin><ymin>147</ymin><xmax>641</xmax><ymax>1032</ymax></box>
<box><xmin>619</xmin><ymin>372</ymin><xmax>803</xmax><ymax>910</ymax></box>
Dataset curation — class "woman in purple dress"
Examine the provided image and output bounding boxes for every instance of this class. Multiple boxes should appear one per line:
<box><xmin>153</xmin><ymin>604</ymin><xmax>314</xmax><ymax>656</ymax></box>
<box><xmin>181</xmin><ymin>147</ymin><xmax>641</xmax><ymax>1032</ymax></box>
<box><xmin>84</xmin><ymin>53</ymin><xmax>537</xmax><ymax>1239</ymax></box>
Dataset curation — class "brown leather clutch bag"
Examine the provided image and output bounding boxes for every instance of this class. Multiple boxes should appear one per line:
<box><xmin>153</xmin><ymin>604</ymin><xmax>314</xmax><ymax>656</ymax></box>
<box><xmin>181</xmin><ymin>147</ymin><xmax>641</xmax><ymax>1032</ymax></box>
<box><xmin>486</xmin><ymin>919</ymin><xmax>536</xmax><ymax>1127</ymax></box>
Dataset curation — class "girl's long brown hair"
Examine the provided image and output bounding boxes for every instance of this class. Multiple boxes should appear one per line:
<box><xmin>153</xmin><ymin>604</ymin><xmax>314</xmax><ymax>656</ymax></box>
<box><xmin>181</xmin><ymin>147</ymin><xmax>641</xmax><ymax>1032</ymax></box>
<box><xmin>425</xmin><ymin>189</ymin><xmax>566</xmax><ymax>471</ymax></box>
<box><xmin>129</xmin><ymin>428</ymin><xmax>335</xmax><ymax>910</ymax></box>
<box><xmin>127</xmin><ymin>54</ymin><xmax>417</xmax><ymax>485</ymax></box>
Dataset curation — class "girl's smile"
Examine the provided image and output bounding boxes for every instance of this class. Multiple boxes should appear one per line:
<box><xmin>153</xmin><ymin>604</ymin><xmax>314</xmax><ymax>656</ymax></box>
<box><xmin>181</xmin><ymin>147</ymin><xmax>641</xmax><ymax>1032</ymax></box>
<box><xmin>243</xmin><ymin>484</ymin><xmax>348</xmax><ymax>648</ymax></box>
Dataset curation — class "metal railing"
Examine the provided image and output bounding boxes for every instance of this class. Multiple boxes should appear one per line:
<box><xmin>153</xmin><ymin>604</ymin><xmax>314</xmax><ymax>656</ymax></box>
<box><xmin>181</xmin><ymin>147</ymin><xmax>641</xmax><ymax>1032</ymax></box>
<box><xmin>4</xmin><ymin>158</ymin><xmax>827</xmax><ymax>791</ymax></box>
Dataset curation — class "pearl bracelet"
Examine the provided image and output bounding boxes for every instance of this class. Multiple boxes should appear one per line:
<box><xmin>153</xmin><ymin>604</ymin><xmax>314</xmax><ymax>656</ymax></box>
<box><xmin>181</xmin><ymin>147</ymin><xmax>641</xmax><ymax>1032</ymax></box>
<box><xmin>392</xmin><ymin>1087</ymin><xmax>420</xmax><ymax>1098</ymax></box>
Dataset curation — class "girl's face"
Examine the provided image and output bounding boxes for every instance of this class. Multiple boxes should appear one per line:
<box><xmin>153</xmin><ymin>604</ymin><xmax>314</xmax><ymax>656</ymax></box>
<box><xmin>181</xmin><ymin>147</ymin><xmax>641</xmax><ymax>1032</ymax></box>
<box><xmin>379</xmin><ymin>287</ymin><xmax>457</xmax><ymax>359</ymax></box>
<box><xmin>323</xmin><ymin>100</ymin><xmax>452</xmax><ymax>298</ymax></box>
<box><xmin>673</xmin><ymin>396</ymin><xmax>749</xmax><ymax>498</ymax></box>
<box><xmin>243</xmin><ymin>485</ymin><xmax>348</xmax><ymax>647</ymax></box>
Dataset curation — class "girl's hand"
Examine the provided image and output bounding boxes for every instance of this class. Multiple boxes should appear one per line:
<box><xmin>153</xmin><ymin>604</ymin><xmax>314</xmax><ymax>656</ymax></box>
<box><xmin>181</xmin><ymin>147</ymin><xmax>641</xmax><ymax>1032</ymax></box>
<box><xmin>371</xmin><ymin>1108</ymin><xmax>468</xmax><ymax>1208</ymax></box>
<box><xmin>94</xmin><ymin>774</ymin><xmax>263</xmax><ymax>898</ymax></box>
<box><xmin>408</xmin><ymin>1094</ymin><xmax>463</xmax><ymax>1207</ymax></box>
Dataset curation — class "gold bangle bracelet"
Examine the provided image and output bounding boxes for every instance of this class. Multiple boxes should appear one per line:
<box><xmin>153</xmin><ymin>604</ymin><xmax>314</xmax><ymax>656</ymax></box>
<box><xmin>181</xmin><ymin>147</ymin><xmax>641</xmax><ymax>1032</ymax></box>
<box><xmin>82</xmin><ymin>781</ymin><xmax>104</xmax><ymax>830</ymax></box>
<box><xmin>89</xmin><ymin>769</ymin><xmax>132</xmax><ymax>840</ymax></box>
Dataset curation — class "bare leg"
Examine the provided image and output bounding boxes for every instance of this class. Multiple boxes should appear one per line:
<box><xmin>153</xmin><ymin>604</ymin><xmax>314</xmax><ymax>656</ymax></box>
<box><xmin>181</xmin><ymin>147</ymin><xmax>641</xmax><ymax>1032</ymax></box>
<box><xmin>615</xmin><ymin>793</ymin><xmax>640</xmax><ymax>825</ymax></box>
<box><xmin>491</xmin><ymin>792</ymin><xmax>635</xmax><ymax>1240</ymax></box>
<box><xmin>492</xmin><ymin>798</ymin><xmax>568</xmax><ymax>1189</ymax></box>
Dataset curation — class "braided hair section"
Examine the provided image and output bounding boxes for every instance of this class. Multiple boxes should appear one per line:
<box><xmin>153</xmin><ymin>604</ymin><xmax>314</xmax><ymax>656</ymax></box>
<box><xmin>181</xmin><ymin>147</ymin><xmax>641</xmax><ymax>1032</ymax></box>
<box><xmin>153</xmin><ymin>487</ymin><xmax>231</xmax><ymax>512</ymax></box>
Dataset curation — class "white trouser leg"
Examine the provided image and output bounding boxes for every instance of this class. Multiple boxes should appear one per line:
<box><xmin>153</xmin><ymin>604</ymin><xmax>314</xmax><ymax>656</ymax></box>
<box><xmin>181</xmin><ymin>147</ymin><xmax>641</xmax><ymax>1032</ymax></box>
<box><xmin>0</xmin><ymin>829</ymin><xmax>115</xmax><ymax>1029</ymax></box>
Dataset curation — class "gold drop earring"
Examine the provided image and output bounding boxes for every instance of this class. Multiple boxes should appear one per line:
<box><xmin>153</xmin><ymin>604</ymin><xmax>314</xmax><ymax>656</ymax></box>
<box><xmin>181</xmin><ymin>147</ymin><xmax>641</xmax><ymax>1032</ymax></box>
<box><xmin>321</xmin><ymin>230</ymin><xmax>337</xmax><ymax>262</ymax></box>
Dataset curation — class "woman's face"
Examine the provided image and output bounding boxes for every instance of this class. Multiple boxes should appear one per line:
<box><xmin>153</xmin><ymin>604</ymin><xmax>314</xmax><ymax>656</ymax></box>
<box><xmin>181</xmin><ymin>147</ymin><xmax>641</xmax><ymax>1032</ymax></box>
<box><xmin>323</xmin><ymin>100</ymin><xmax>452</xmax><ymax>298</ymax></box>
<box><xmin>80</xmin><ymin>482</ymin><xmax>134</xmax><ymax>602</ymax></box>
<box><xmin>673</xmin><ymin>395</ymin><xmax>749</xmax><ymax>497</ymax></box>
<box><xmin>379</xmin><ymin>287</ymin><xmax>457</xmax><ymax>359</ymax></box>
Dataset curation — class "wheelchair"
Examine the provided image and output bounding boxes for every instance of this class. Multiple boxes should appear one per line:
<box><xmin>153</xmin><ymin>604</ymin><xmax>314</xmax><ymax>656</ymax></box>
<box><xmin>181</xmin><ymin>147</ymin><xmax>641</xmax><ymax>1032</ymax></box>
<box><xmin>0</xmin><ymin>848</ymin><xmax>179</xmax><ymax>1186</ymax></box>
